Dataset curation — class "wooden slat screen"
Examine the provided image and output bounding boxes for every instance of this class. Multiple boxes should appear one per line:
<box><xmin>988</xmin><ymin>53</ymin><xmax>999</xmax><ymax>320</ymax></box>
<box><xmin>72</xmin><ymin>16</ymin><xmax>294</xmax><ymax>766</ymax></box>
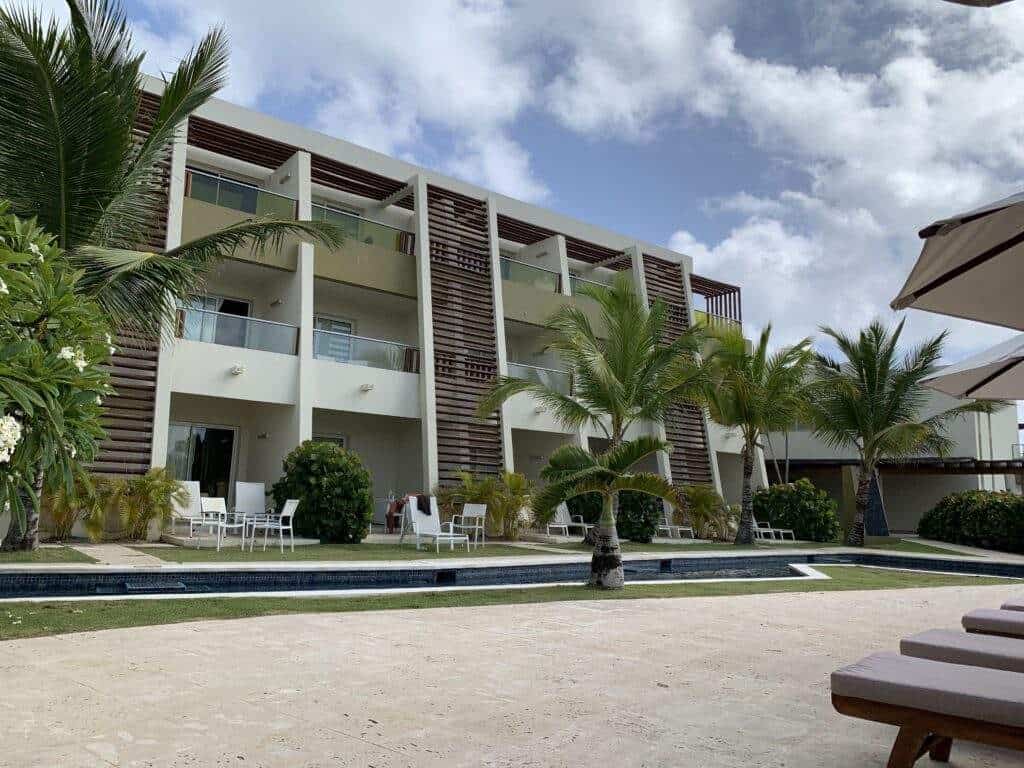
<box><xmin>495</xmin><ymin>214</ymin><xmax>631</xmax><ymax>269</ymax></box>
<box><xmin>642</xmin><ymin>254</ymin><xmax>714</xmax><ymax>487</ymax></box>
<box><xmin>690</xmin><ymin>273</ymin><xmax>742</xmax><ymax>323</ymax></box>
<box><xmin>427</xmin><ymin>186</ymin><xmax>505</xmax><ymax>483</ymax></box>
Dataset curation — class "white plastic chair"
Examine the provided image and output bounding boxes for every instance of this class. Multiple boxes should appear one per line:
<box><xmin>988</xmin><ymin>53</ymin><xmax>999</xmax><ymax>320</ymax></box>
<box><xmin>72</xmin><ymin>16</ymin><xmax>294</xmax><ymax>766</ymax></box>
<box><xmin>750</xmin><ymin>512</ymin><xmax>796</xmax><ymax>541</ymax></box>
<box><xmin>452</xmin><ymin>503</ymin><xmax>487</xmax><ymax>548</ymax></box>
<box><xmin>235</xmin><ymin>481</ymin><xmax>273</xmax><ymax>544</ymax></box>
<box><xmin>199</xmin><ymin>497</ymin><xmax>244</xmax><ymax>551</ymax></box>
<box><xmin>546</xmin><ymin>502</ymin><xmax>592</xmax><ymax>536</ymax></box>
<box><xmin>410</xmin><ymin>497</ymin><xmax>469</xmax><ymax>553</ymax></box>
<box><xmin>657</xmin><ymin>507</ymin><xmax>695</xmax><ymax>539</ymax></box>
<box><xmin>171</xmin><ymin>480</ymin><xmax>203</xmax><ymax>537</ymax></box>
<box><xmin>251</xmin><ymin>499</ymin><xmax>299</xmax><ymax>553</ymax></box>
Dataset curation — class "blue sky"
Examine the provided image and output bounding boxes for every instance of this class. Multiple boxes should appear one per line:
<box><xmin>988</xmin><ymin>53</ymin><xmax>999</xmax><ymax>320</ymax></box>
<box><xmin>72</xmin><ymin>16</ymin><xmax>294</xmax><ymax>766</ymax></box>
<box><xmin>88</xmin><ymin>0</ymin><xmax>1024</xmax><ymax>365</ymax></box>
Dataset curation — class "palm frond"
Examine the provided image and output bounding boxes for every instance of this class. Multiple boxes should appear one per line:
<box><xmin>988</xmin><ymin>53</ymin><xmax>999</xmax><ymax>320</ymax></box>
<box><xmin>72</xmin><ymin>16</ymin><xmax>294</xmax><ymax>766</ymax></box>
<box><xmin>599</xmin><ymin>434</ymin><xmax>669</xmax><ymax>474</ymax></box>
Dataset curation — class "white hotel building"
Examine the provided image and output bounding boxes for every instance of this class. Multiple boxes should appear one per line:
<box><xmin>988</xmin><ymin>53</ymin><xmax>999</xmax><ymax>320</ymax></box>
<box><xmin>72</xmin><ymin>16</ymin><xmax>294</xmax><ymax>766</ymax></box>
<box><xmin>97</xmin><ymin>78</ymin><xmax>756</xmax><ymax>510</ymax></box>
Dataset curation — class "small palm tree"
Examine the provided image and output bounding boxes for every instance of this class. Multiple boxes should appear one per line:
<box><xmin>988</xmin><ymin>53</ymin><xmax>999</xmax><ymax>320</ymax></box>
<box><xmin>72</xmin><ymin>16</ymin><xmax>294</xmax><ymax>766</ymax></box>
<box><xmin>0</xmin><ymin>0</ymin><xmax>342</xmax><ymax>334</ymax></box>
<box><xmin>704</xmin><ymin>325</ymin><xmax>813</xmax><ymax>544</ymax></box>
<box><xmin>804</xmin><ymin>320</ymin><xmax>997</xmax><ymax>546</ymax></box>
<box><xmin>533</xmin><ymin>437</ymin><xmax>682</xmax><ymax>588</ymax></box>
<box><xmin>478</xmin><ymin>273</ymin><xmax>708</xmax><ymax>588</ymax></box>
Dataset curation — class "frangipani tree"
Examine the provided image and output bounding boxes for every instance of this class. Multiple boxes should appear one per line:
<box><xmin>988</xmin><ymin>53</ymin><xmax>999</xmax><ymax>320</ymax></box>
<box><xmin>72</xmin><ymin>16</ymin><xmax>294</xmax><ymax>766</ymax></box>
<box><xmin>532</xmin><ymin>436</ymin><xmax>682</xmax><ymax>588</ymax></box>
<box><xmin>479</xmin><ymin>273</ymin><xmax>708</xmax><ymax>588</ymax></box>
<box><xmin>804</xmin><ymin>320</ymin><xmax>998</xmax><ymax>546</ymax></box>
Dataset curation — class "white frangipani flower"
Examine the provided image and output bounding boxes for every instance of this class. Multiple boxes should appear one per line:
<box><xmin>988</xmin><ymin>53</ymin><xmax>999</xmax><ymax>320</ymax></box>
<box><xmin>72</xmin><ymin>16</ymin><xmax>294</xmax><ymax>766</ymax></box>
<box><xmin>0</xmin><ymin>414</ymin><xmax>22</xmax><ymax>464</ymax></box>
<box><xmin>27</xmin><ymin>242</ymin><xmax>43</xmax><ymax>262</ymax></box>
<box><xmin>0</xmin><ymin>278</ymin><xmax>7</xmax><ymax>295</ymax></box>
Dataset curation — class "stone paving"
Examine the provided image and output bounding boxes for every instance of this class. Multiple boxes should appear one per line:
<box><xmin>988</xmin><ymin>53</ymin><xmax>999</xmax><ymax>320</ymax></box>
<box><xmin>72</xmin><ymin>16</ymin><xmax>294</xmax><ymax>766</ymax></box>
<box><xmin>2</xmin><ymin>583</ymin><xmax>1021</xmax><ymax>766</ymax></box>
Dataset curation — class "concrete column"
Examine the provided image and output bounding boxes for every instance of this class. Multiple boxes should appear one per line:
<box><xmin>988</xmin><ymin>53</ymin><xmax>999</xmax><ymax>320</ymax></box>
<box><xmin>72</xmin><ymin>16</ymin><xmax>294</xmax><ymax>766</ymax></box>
<box><xmin>487</xmin><ymin>196</ymin><xmax>515</xmax><ymax>473</ymax></box>
<box><xmin>555</xmin><ymin>235</ymin><xmax>571</xmax><ymax>296</ymax></box>
<box><xmin>413</xmin><ymin>175</ymin><xmax>440</xmax><ymax>488</ymax></box>
<box><xmin>627</xmin><ymin>245</ymin><xmax>673</xmax><ymax>484</ymax></box>
<box><xmin>149</xmin><ymin>123</ymin><xmax>188</xmax><ymax>467</ymax></box>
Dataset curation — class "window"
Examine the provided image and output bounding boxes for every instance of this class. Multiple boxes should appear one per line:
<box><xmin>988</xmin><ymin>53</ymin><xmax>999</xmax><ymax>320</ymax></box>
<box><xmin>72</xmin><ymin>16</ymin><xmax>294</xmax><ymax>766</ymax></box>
<box><xmin>313</xmin><ymin>315</ymin><xmax>354</xmax><ymax>362</ymax></box>
<box><xmin>182</xmin><ymin>295</ymin><xmax>251</xmax><ymax>347</ymax></box>
<box><xmin>313</xmin><ymin>432</ymin><xmax>347</xmax><ymax>448</ymax></box>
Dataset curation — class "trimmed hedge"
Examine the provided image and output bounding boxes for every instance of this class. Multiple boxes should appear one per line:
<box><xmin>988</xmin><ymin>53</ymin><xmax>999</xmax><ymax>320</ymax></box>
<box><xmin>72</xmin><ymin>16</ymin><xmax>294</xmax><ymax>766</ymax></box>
<box><xmin>918</xmin><ymin>490</ymin><xmax>1024</xmax><ymax>554</ymax></box>
<box><xmin>271</xmin><ymin>441</ymin><xmax>374</xmax><ymax>543</ymax></box>
<box><xmin>566</xmin><ymin>491</ymin><xmax>663</xmax><ymax>542</ymax></box>
<box><xmin>752</xmin><ymin>478</ymin><xmax>841</xmax><ymax>543</ymax></box>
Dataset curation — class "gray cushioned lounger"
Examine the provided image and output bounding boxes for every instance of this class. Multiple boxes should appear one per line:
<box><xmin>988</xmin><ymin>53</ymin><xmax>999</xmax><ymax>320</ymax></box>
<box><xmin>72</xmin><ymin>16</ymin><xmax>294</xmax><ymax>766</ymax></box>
<box><xmin>901</xmin><ymin>628</ymin><xmax>1024</xmax><ymax>673</ymax></box>
<box><xmin>1001</xmin><ymin>597</ymin><xmax>1024</xmax><ymax>612</ymax></box>
<box><xmin>963</xmin><ymin>608</ymin><xmax>1024</xmax><ymax>638</ymax></box>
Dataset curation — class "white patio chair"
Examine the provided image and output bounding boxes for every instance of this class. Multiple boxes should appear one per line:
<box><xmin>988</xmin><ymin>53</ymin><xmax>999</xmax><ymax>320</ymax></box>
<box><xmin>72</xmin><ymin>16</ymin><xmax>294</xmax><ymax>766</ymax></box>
<box><xmin>235</xmin><ymin>481</ymin><xmax>273</xmax><ymax>544</ymax></box>
<box><xmin>409</xmin><ymin>496</ymin><xmax>469</xmax><ymax>553</ymax></box>
<box><xmin>750</xmin><ymin>512</ymin><xmax>795</xmax><ymax>541</ymax></box>
<box><xmin>251</xmin><ymin>499</ymin><xmax>299</xmax><ymax>553</ymax></box>
<box><xmin>171</xmin><ymin>480</ymin><xmax>203</xmax><ymax>538</ymax></box>
<box><xmin>657</xmin><ymin>507</ymin><xmax>695</xmax><ymax>539</ymax></box>
<box><xmin>546</xmin><ymin>502</ymin><xmax>592</xmax><ymax>536</ymax></box>
<box><xmin>452</xmin><ymin>503</ymin><xmax>487</xmax><ymax>548</ymax></box>
<box><xmin>199</xmin><ymin>497</ymin><xmax>244</xmax><ymax>551</ymax></box>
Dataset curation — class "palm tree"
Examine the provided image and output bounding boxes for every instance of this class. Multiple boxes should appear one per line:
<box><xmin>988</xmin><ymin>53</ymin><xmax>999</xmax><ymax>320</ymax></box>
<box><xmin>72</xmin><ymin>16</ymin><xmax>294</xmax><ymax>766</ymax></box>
<box><xmin>803</xmin><ymin>320</ymin><xmax>997</xmax><ymax>546</ymax></box>
<box><xmin>0</xmin><ymin>0</ymin><xmax>343</xmax><ymax>334</ymax></box>
<box><xmin>533</xmin><ymin>437</ymin><xmax>682</xmax><ymax>588</ymax></box>
<box><xmin>478</xmin><ymin>273</ymin><xmax>708</xmax><ymax>588</ymax></box>
<box><xmin>704</xmin><ymin>325</ymin><xmax>813</xmax><ymax>544</ymax></box>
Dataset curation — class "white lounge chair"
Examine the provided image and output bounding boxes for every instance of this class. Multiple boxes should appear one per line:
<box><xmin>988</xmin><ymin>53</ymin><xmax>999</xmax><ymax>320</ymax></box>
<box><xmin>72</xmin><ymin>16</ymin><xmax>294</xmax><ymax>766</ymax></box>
<box><xmin>171</xmin><ymin>480</ymin><xmax>203</xmax><ymax>537</ymax></box>
<box><xmin>235</xmin><ymin>481</ymin><xmax>274</xmax><ymax>544</ymax></box>
<box><xmin>409</xmin><ymin>496</ymin><xmax>469</xmax><ymax>553</ymax></box>
<box><xmin>452</xmin><ymin>503</ymin><xmax>487</xmax><ymax>548</ymax></box>
<box><xmin>657</xmin><ymin>506</ymin><xmax>695</xmax><ymax>539</ymax></box>
<box><xmin>547</xmin><ymin>502</ymin><xmax>592</xmax><ymax>536</ymax></box>
<box><xmin>750</xmin><ymin>512</ymin><xmax>795</xmax><ymax>541</ymax></box>
<box><xmin>250</xmin><ymin>499</ymin><xmax>299</xmax><ymax>553</ymax></box>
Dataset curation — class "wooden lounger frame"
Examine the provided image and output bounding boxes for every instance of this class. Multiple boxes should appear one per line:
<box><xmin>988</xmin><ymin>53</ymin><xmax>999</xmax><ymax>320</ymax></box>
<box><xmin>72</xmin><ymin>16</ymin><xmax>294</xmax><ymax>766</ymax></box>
<box><xmin>832</xmin><ymin>694</ymin><xmax>1024</xmax><ymax>768</ymax></box>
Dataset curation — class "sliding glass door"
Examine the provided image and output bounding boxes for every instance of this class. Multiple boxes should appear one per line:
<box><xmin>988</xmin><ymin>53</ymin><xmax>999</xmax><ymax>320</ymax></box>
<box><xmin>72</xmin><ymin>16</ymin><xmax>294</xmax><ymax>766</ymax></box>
<box><xmin>166</xmin><ymin>422</ymin><xmax>238</xmax><ymax>501</ymax></box>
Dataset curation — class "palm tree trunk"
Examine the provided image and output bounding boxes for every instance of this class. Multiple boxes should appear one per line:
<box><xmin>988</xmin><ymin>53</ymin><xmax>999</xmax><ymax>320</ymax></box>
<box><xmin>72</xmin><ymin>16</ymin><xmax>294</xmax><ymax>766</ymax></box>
<box><xmin>784</xmin><ymin>431</ymin><xmax>790</xmax><ymax>484</ymax></box>
<box><xmin>1</xmin><ymin>468</ymin><xmax>43</xmax><ymax>551</ymax></box>
<box><xmin>846</xmin><ymin>466</ymin><xmax>871</xmax><ymax>547</ymax></box>
<box><xmin>734</xmin><ymin>443</ymin><xmax>756</xmax><ymax>545</ymax></box>
<box><xmin>589</xmin><ymin>492</ymin><xmax>624</xmax><ymax>589</ymax></box>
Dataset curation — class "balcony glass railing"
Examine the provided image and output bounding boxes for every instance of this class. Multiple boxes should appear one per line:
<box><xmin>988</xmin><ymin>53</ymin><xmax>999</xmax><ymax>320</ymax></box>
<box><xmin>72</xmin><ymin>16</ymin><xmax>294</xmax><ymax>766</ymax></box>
<box><xmin>569</xmin><ymin>274</ymin><xmax>611</xmax><ymax>296</ymax></box>
<box><xmin>508</xmin><ymin>362</ymin><xmax>572</xmax><ymax>395</ymax></box>
<box><xmin>693</xmin><ymin>309</ymin><xmax>741</xmax><ymax>330</ymax></box>
<box><xmin>311</xmin><ymin>204</ymin><xmax>414</xmax><ymax>255</ymax></box>
<box><xmin>500</xmin><ymin>258</ymin><xmax>560</xmax><ymax>293</ymax></box>
<box><xmin>176</xmin><ymin>307</ymin><xmax>298</xmax><ymax>355</ymax></box>
<box><xmin>314</xmin><ymin>329</ymin><xmax>420</xmax><ymax>373</ymax></box>
<box><xmin>185</xmin><ymin>168</ymin><xmax>297</xmax><ymax>219</ymax></box>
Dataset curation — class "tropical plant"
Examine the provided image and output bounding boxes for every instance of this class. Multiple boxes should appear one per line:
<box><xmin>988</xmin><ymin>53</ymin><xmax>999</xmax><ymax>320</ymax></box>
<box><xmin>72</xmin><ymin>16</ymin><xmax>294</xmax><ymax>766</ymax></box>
<box><xmin>680</xmin><ymin>484</ymin><xmax>734</xmax><ymax>541</ymax></box>
<box><xmin>44</xmin><ymin>472</ymin><xmax>97</xmax><ymax>540</ymax></box>
<box><xmin>272</xmin><ymin>441</ymin><xmax>374</xmax><ymax>543</ymax></box>
<box><xmin>752</xmin><ymin>479</ymin><xmax>840</xmax><ymax>543</ymax></box>
<box><xmin>0</xmin><ymin>205</ymin><xmax>111</xmax><ymax>550</ymax></box>
<box><xmin>704</xmin><ymin>324</ymin><xmax>813</xmax><ymax>544</ymax></box>
<box><xmin>918</xmin><ymin>490</ymin><xmax>1024</xmax><ymax>554</ymax></box>
<box><xmin>533</xmin><ymin>436</ymin><xmax>682</xmax><ymax>588</ymax></box>
<box><xmin>803</xmin><ymin>320</ymin><xmax>997</xmax><ymax>546</ymax></box>
<box><xmin>0</xmin><ymin>0</ymin><xmax>343</xmax><ymax>335</ymax></box>
<box><xmin>479</xmin><ymin>273</ymin><xmax>708</xmax><ymax>588</ymax></box>
<box><xmin>614</xmin><ymin>491</ymin><xmax>663</xmax><ymax>543</ymax></box>
<box><xmin>436</xmin><ymin>470</ymin><xmax>534</xmax><ymax>540</ymax></box>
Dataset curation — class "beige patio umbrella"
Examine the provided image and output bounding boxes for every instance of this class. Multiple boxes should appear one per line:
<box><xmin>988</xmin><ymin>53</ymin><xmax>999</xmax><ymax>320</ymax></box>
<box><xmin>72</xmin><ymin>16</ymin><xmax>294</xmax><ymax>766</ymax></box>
<box><xmin>891</xmin><ymin>192</ymin><xmax>1024</xmax><ymax>330</ymax></box>
<box><xmin>921</xmin><ymin>333</ymin><xmax>1024</xmax><ymax>399</ymax></box>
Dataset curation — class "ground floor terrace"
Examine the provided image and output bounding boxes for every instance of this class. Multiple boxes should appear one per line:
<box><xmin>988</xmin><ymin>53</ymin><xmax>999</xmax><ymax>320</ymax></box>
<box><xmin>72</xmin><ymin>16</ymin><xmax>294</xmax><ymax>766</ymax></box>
<box><xmin>1</xmin><ymin>581</ymin><xmax>1020</xmax><ymax>766</ymax></box>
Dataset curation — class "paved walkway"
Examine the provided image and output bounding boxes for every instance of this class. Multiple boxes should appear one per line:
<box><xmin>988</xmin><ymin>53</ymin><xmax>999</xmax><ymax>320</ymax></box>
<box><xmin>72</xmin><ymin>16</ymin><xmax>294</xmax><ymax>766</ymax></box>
<box><xmin>2</xmin><ymin>583</ymin><xmax>1020</xmax><ymax>766</ymax></box>
<box><xmin>66</xmin><ymin>543</ymin><xmax>167</xmax><ymax>567</ymax></box>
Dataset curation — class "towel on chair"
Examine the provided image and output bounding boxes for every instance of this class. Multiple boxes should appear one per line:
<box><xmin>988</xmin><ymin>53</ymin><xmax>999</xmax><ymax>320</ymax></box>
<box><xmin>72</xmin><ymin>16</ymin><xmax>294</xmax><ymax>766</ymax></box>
<box><xmin>417</xmin><ymin>494</ymin><xmax>430</xmax><ymax>515</ymax></box>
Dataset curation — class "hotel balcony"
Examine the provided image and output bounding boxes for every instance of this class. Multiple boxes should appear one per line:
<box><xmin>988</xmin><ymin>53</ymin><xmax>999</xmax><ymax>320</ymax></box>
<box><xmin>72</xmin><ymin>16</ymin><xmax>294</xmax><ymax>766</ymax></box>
<box><xmin>180</xmin><ymin>168</ymin><xmax>302</xmax><ymax>270</ymax></box>
<box><xmin>500</xmin><ymin>256</ymin><xmax>606</xmax><ymax>329</ymax></box>
<box><xmin>311</xmin><ymin>203</ymin><xmax>417</xmax><ymax>298</ymax></box>
<box><xmin>503</xmin><ymin>321</ymin><xmax>574</xmax><ymax>433</ymax></box>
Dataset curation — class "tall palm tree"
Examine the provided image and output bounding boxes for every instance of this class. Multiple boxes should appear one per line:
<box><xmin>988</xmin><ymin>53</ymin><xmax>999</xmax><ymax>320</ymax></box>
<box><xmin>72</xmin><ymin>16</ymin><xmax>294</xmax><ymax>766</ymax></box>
<box><xmin>704</xmin><ymin>325</ymin><xmax>813</xmax><ymax>544</ymax></box>
<box><xmin>0</xmin><ymin>0</ymin><xmax>343</xmax><ymax>334</ymax></box>
<box><xmin>803</xmin><ymin>320</ymin><xmax>997</xmax><ymax>546</ymax></box>
<box><xmin>478</xmin><ymin>273</ymin><xmax>708</xmax><ymax>588</ymax></box>
<box><xmin>533</xmin><ymin>437</ymin><xmax>682</xmax><ymax>588</ymax></box>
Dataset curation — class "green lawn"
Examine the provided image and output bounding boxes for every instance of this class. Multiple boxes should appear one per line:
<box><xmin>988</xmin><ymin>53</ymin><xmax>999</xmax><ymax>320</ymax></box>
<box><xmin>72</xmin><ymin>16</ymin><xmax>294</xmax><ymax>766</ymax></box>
<box><xmin>862</xmin><ymin>537</ymin><xmax>965</xmax><ymax>555</ymax></box>
<box><xmin>550</xmin><ymin>538</ymin><xmax>964</xmax><ymax>556</ymax></box>
<box><xmin>0</xmin><ymin>566</ymin><xmax>1015</xmax><ymax>641</ymax></box>
<box><xmin>0</xmin><ymin>546</ymin><xmax>95</xmax><ymax>564</ymax></box>
<box><xmin>134</xmin><ymin>542</ymin><xmax>549</xmax><ymax>563</ymax></box>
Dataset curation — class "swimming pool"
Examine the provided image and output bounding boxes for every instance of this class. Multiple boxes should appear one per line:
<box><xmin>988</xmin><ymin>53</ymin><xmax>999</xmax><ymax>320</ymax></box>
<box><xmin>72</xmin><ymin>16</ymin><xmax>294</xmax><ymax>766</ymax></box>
<box><xmin>0</xmin><ymin>552</ymin><xmax>1020</xmax><ymax>600</ymax></box>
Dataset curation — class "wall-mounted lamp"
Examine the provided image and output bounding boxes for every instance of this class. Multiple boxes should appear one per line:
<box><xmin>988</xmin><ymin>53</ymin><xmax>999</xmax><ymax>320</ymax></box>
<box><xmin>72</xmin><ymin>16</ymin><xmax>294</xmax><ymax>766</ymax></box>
<box><xmin>534</xmin><ymin>405</ymin><xmax>545</xmax><ymax>414</ymax></box>
<box><xmin>360</xmin><ymin>383</ymin><xmax>375</xmax><ymax>392</ymax></box>
<box><xmin>257</xmin><ymin>432</ymin><xmax>270</xmax><ymax>440</ymax></box>
<box><xmin>230</xmin><ymin>365</ymin><xmax>246</xmax><ymax>376</ymax></box>
<box><xmin>269</xmin><ymin>298</ymin><xmax>283</xmax><ymax>307</ymax></box>
<box><xmin>278</xmin><ymin>173</ymin><xmax>291</xmax><ymax>184</ymax></box>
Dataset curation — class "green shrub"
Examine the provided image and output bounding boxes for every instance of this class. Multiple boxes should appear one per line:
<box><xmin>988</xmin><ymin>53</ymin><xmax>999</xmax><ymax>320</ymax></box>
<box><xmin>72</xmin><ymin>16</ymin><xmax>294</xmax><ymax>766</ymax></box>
<box><xmin>564</xmin><ymin>493</ymin><xmax>602</xmax><ymax>527</ymax></box>
<box><xmin>271</xmin><ymin>441</ymin><xmax>373</xmax><ymax>543</ymax></box>
<box><xmin>80</xmin><ymin>468</ymin><xmax>187</xmax><ymax>542</ymax></box>
<box><xmin>615</xmin><ymin>491</ymin><xmax>663</xmax><ymax>543</ymax></box>
<box><xmin>437</xmin><ymin>471</ymin><xmax>534</xmax><ymax>540</ymax></box>
<box><xmin>752</xmin><ymin>479</ymin><xmax>840</xmax><ymax>542</ymax></box>
<box><xmin>918</xmin><ymin>490</ymin><xmax>1024</xmax><ymax>554</ymax></box>
<box><xmin>680</xmin><ymin>484</ymin><xmax>734</xmax><ymax>541</ymax></box>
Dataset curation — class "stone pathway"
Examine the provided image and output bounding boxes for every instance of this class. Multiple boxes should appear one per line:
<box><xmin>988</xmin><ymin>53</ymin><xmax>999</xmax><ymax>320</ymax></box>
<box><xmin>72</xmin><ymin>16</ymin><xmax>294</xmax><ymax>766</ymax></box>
<box><xmin>66</xmin><ymin>543</ymin><xmax>167</xmax><ymax>567</ymax></box>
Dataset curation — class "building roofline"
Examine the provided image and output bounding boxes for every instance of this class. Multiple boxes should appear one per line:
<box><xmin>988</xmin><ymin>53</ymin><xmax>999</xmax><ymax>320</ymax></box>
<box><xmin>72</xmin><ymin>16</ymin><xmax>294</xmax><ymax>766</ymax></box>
<box><xmin>142</xmin><ymin>74</ymin><xmax>692</xmax><ymax>271</ymax></box>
